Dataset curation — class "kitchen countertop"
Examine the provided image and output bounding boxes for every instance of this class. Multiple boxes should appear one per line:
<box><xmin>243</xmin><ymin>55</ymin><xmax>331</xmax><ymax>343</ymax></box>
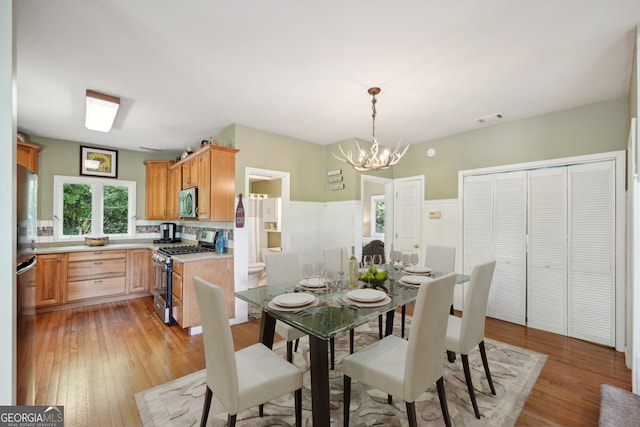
<box><xmin>23</xmin><ymin>239</ymin><xmax>234</xmax><ymax>261</ymax></box>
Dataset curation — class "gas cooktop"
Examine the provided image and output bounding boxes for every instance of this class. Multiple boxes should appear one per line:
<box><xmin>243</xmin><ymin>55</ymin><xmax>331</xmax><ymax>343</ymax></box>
<box><xmin>157</xmin><ymin>245</ymin><xmax>215</xmax><ymax>256</ymax></box>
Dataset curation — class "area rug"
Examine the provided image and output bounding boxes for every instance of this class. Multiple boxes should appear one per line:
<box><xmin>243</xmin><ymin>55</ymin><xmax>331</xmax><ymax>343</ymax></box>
<box><xmin>136</xmin><ymin>317</ymin><xmax>546</xmax><ymax>426</ymax></box>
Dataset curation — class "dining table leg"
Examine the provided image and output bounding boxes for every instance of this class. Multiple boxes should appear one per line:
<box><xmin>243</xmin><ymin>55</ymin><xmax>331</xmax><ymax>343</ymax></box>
<box><xmin>385</xmin><ymin>310</ymin><xmax>395</xmax><ymax>336</ymax></box>
<box><xmin>259</xmin><ymin>312</ymin><xmax>276</xmax><ymax>349</ymax></box>
<box><xmin>308</xmin><ymin>335</ymin><xmax>330</xmax><ymax>426</ymax></box>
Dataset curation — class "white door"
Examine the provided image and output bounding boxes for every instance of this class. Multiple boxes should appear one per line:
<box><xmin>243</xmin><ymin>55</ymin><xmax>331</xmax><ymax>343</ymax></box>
<box><xmin>394</xmin><ymin>177</ymin><xmax>423</xmax><ymax>254</ymax></box>
<box><xmin>492</xmin><ymin>171</ymin><xmax>527</xmax><ymax>325</ymax></box>
<box><xmin>528</xmin><ymin>167</ymin><xmax>568</xmax><ymax>335</ymax></box>
<box><xmin>568</xmin><ymin>160</ymin><xmax>616</xmax><ymax>347</ymax></box>
<box><xmin>462</xmin><ymin>174</ymin><xmax>494</xmax><ymax>275</ymax></box>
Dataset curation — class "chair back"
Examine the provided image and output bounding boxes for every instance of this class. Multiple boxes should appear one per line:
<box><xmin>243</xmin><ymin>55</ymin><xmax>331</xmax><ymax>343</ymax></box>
<box><xmin>322</xmin><ymin>246</ymin><xmax>348</xmax><ymax>273</ymax></box>
<box><xmin>264</xmin><ymin>251</ymin><xmax>302</xmax><ymax>287</ymax></box>
<box><xmin>362</xmin><ymin>239</ymin><xmax>386</xmax><ymax>264</ymax></box>
<box><xmin>459</xmin><ymin>260</ymin><xmax>497</xmax><ymax>353</ymax></box>
<box><xmin>192</xmin><ymin>277</ymin><xmax>240</xmax><ymax>411</ymax></box>
<box><xmin>404</xmin><ymin>272</ymin><xmax>456</xmax><ymax>401</ymax></box>
<box><xmin>424</xmin><ymin>245</ymin><xmax>456</xmax><ymax>273</ymax></box>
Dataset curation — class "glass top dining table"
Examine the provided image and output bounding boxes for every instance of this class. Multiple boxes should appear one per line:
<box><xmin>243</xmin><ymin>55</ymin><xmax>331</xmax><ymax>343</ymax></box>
<box><xmin>234</xmin><ymin>267</ymin><xmax>470</xmax><ymax>426</ymax></box>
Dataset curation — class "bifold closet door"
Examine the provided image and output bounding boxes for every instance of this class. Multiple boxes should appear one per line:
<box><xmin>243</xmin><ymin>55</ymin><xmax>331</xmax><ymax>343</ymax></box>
<box><xmin>527</xmin><ymin>167</ymin><xmax>568</xmax><ymax>335</ymax></box>
<box><xmin>462</xmin><ymin>174</ymin><xmax>494</xmax><ymax>312</ymax></box>
<box><xmin>568</xmin><ymin>160</ymin><xmax>615</xmax><ymax>347</ymax></box>
<box><xmin>492</xmin><ymin>171</ymin><xmax>527</xmax><ymax>325</ymax></box>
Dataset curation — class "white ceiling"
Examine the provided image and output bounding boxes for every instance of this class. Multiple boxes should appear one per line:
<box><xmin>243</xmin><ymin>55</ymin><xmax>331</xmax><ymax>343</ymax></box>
<box><xmin>15</xmin><ymin>1</ymin><xmax>640</xmax><ymax>155</ymax></box>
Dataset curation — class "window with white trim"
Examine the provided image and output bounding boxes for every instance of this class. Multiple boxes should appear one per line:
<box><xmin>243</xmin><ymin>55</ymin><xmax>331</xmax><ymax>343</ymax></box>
<box><xmin>370</xmin><ymin>194</ymin><xmax>385</xmax><ymax>238</ymax></box>
<box><xmin>53</xmin><ymin>175</ymin><xmax>136</xmax><ymax>240</ymax></box>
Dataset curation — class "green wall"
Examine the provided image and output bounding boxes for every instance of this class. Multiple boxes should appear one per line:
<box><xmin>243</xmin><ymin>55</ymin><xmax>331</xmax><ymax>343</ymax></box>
<box><xmin>31</xmin><ymin>135</ymin><xmax>170</xmax><ymax>220</ymax></box>
<box><xmin>233</xmin><ymin>124</ymin><xmax>326</xmax><ymax>201</ymax></box>
<box><xmin>31</xmin><ymin>96</ymin><xmax>631</xmax><ymax>219</ymax></box>
<box><xmin>397</xmin><ymin>97</ymin><xmax>629</xmax><ymax>199</ymax></box>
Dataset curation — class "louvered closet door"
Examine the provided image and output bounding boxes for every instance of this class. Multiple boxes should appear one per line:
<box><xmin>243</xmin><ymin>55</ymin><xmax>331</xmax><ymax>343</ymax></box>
<box><xmin>491</xmin><ymin>171</ymin><xmax>527</xmax><ymax>324</ymax></box>
<box><xmin>527</xmin><ymin>167</ymin><xmax>568</xmax><ymax>335</ymax></box>
<box><xmin>463</xmin><ymin>175</ymin><xmax>494</xmax><ymax>311</ymax></box>
<box><xmin>568</xmin><ymin>161</ymin><xmax>615</xmax><ymax>346</ymax></box>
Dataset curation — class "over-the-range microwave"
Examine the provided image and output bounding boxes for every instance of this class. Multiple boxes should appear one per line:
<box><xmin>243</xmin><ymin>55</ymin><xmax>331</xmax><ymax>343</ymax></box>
<box><xmin>178</xmin><ymin>187</ymin><xmax>197</xmax><ymax>218</ymax></box>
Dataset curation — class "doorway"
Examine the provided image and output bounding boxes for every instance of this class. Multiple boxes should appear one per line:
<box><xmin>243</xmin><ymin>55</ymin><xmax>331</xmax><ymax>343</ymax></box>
<box><xmin>361</xmin><ymin>175</ymin><xmax>394</xmax><ymax>260</ymax></box>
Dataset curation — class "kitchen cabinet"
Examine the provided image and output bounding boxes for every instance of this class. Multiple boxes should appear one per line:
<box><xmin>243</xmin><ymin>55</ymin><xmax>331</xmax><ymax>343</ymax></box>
<box><xmin>143</xmin><ymin>160</ymin><xmax>175</xmax><ymax>220</ymax></box>
<box><xmin>263</xmin><ymin>197</ymin><xmax>281</xmax><ymax>232</ymax></box>
<box><xmin>66</xmin><ymin>250</ymin><xmax>127</xmax><ymax>302</ymax></box>
<box><xmin>171</xmin><ymin>257</ymin><xmax>234</xmax><ymax>329</ymax></box>
<box><xmin>127</xmin><ymin>249</ymin><xmax>152</xmax><ymax>293</ymax></box>
<box><xmin>35</xmin><ymin>253</ymin><xmax>66</xmax><ymax>307</ymax></box>
<box><xmin>197</xmin><ymin>152</ymin><xmax>210</xmax><ymax>219</ymax></box>
<box><xmin>181</xmin><ymin>153</ymin><xmax>199</xmax><ymax>189</ymax></box>
<box><xmin>17</xmin><ymin>141</ymin><xmax>42</xmax><ymax>174</ymax></box>
<box><xmin>167</xmin><ymin>165</ymin><xmax>181</xmax><ymax>219</ymax></box>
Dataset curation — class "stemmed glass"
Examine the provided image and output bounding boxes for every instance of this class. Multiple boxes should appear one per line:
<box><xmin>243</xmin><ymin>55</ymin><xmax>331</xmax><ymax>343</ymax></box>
<box><xmin>393</xmin><ymin>251</ymin><xmax>402</xmax><ymax>268</ymax></box>
<box><xmin>301</xmin><ymin>263</ymin><xmax>314</xmax><ymax>279</ymax></box>
<box><xmin>410</xmin><ymin>253</ymin><xmax>420</xmax><ymax>269</ymax></box>
<box><xmin>363</xmin><ymin>255</ymin><xmax>373</xmax><ymax>271</ymax></box>
<box><xmin>372</xmin><ymin>254</ymin><xmax>383</xmax><ymax>270</ymax></box>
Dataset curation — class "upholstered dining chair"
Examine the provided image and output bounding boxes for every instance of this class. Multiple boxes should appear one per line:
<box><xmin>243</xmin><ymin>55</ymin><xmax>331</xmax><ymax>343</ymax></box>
<box><xmin>342</xmin><ymin>273</ymin><xmax>457</xmax><ymax>427</ymax></box>
<box><xmin>193</xmin><ymin>277</ymin><xmax>303</xmax><ymax>427</ymax></box>
<box><xmin>362</xmin><ymin>240</ymin><xmax>387</xmax><ymax>338</ymax></box>
<box><xmin>401</xmin><ymin>245</ymin><xmax>456</xmax><ymax>338</ymax></box>
<box><xmin>445</xmin><ymin>260</ymin><xmax>497</xmax><ymax>419</ymax></box>
<box><xmin>264</xmin><ymin>251</ymin><xmax>307</xmax><ymax>362</ymax></box>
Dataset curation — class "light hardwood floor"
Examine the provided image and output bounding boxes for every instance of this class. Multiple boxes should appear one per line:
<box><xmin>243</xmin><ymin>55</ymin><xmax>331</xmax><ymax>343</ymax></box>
<box><xmin>34</xmin><ymin>295</ymin><xmax>631</xmax><ymax>426</ymax></box>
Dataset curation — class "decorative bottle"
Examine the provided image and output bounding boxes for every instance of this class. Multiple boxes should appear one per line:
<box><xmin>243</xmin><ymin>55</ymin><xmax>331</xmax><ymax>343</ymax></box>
<box><xmin>235</xmin><ymin>194</ymin><xmax>245</xmax><ymax>228</ymax></box>
<box><xmin>348</xmin><ymin>246</ymin><xmax>359</xmax><ymax>289</ymax></box>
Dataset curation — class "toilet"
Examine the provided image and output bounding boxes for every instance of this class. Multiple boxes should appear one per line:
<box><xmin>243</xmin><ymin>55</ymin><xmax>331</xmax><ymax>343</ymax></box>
<box><xmin>247</xmin><ymin>248</ymin><xmax>270</xmax><ymax>288</ymax></box>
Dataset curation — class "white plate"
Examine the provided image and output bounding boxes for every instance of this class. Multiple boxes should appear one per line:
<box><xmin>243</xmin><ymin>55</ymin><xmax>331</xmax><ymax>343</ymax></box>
<box><xmin>342</xmin><ymin>295</ymin><xmax>392</xmax><ymax>307</ymax></box>
<box><xmin>268</xmin><ymin>298</ymin><xmax>319</xmax><ymax>312</ymax></box>
<box><xmin>299</xmin><ymin>277</ymin><xmax>329</xmax><ymax>288</ymax></box>
<box><xmin>272</xmin><ymin>292</ymin><xmax>316</xmax><ymax>307</ymax></box>
<box><xmin>400</xmin><ymin>275</ymin><xmax>434</xmax><ymax>285</ymax></box>
<box><xmin>403</xmin><ymin>266</ymin><xmax>431</xmax><ymax>274</ymax></box>
<box><xmin>346</xmin><ymin>289</ymin><xmax>387</xmax><ymax>303</ymax></box>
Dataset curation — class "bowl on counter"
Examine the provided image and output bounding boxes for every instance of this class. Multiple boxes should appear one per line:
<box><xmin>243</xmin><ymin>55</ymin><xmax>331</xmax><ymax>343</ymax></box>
<box><xmin>85</xmin><ymin>236</ymin><xmax>109</xmax><ymax>246</ymax></box>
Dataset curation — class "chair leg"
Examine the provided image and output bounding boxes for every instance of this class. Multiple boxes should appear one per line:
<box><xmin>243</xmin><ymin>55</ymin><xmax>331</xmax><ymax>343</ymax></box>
<box><xmin>436</xmin><ymin>376</ymin><xmax>452</xmax><ymax>427</ymax></box>
<box><xmin>447</xmin><ymin>350</ymin><xmax>456</xmax><ymax>363</ymax></box>
<box><xmin>462</xmin><ymin>354</ymin><xmax>481</xmax><ymax>419</ymax></box>
<box><xmin>294</xmin><ymin>338</ymin><xmax>299</xmax><ymax>352</ymax></box>
<box><xmin>479</xmin><ymin>340</ymin><xmax>496</xmax><ymax>395</ymax></box>
<box><xmin>286</xmin><ymin>341</ymin><xmax>293</xmax><ymax>363</ymax></box>
<box><xmin>378</xmin><ymin>314</ymin><xmax>383</xmax><ymax>339</ymax></box>
<box><xmin>259</xmin><ymin>403</ymin><xmax>264</xmax><ymax>417</ymax></box>
<box><xmin>349</xmin><ymin>329</ymin><xmax>354</xmax><ymax>353</ymax></box>
<box><xmin>227</xmin><ymin>413</ymin><xmax>237</xmax><ymax>427</ymax></box>
<box><xmin>405</xmin><ymin>401</ymin><xmax>418</xmax><ymax>427</ymax></box>
<box><xmin>343</xmin><ymin>376</ymin><xmax>351</xmax><ymax>427</ymax></box>
<box><xmin>295</xmin><ymin>388</ymin><xmax>302</xmax><ymax>427</ymax></box>
<box><xmin>388</xmin><ymin>394</ymin><xmax>393</xmax><ymax>404</ymax></box>
<box><xmin>200</xmin><ymin>386</ymin><xmax>213</xmax><ymax>427</ymax></box>
<box><xmin>330</xmin><ymin>337</ymin><xmax>335</xmax><ymax>370</ymax></box>
<box><xmin>401</xmin><ymin>305</ymin><xmax>406</xmax><ymax>338</ymax></box>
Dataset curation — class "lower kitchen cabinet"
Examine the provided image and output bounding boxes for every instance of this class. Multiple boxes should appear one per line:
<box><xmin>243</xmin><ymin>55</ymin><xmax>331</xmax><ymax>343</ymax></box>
<box><xmin>35</xmin><ymin>253</ymin><xmax>66</xmax><ymax>307</ymax></box>
<box><xmin>171</xmin><ymin>257</ymin><xmax>234</xmax><ymax>328</ymax></box>
<box><xmin>66</xmin><ymin>250</ymin><xmax>127</xmax><ymax>302</ymax></box>
<box><xmin>127</xmin><ymin>249</ymin><xmax>152</xmax><ymax>293</ymax></box>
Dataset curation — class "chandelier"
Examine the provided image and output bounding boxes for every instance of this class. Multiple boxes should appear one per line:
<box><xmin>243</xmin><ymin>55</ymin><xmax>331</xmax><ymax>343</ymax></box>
<box><xmin>333</xmin><ymin>87</ymin><xmax>408</xmax><ymax>172</ymax></box>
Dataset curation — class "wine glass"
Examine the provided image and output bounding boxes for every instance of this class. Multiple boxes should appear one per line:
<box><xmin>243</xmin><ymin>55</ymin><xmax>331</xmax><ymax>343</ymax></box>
<box><xmin>363</xmin><ymin>255</ymin><xmax>373</xmax><ymax>272</ymax></box>
<box><xmin>402</xmin><ymin>253</ymin><xmax>411</xmax><ymax>267</ymax></box>
<box><xmin>410</xmin><ymin>253</ymin><xmax>420</xmax><ymax>269</ymax></box>
<box><xmin>301</xmin><ymin>263</ymin><xmax>314</xmax><ymax>279</ymax></box>
<box><xmin>393</xmin><ymin>250</ymin><xmax>402</xmax><ymax>267</ymax></box>
<box><xmin>372</xmin><ymin>254</ymin><xmax>383</xmax><ymax>269</ymax></box>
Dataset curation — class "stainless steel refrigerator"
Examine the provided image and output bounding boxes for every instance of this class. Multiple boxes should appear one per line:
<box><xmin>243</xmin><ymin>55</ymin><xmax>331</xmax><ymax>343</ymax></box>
<box><xmin>16</xmin><ymin>164</ymin><xmax>37</xmax><ymax>405</ymax></box>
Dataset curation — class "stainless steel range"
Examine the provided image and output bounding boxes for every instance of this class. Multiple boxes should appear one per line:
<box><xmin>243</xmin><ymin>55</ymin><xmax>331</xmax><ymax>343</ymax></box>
<box><xmin>152</xmin><ymin>230</ymin><xmax>217</xmax><ymax>324</ymax></box>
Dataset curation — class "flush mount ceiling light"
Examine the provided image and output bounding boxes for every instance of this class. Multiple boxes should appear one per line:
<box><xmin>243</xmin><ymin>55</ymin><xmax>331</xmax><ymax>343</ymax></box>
<box><xmin>85</xmin><ymin>89</ymin><xmax>120</xmax><ymax>132</ymax></box>
<box><xmin>333</xmin><ymin>87</ymin><xmax>408</xmax><ymax>172</ymax></box>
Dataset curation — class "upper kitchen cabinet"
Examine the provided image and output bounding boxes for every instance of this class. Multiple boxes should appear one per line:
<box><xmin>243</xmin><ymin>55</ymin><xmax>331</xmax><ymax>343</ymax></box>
<box><xmin>179</xmin><ymin>145</ymin><xmax>238</xmax><ymax>221</ymax></box>
<box><xmin>167</xmin><ymin>165</ymin><xmax>181</xmax><ymax>220</ymax></box>
<box><xmin>143</xmin><ymin>160</ymin><xmax>175</xmax><ymax>220</ymax></box>
<box><xmin>17</xmin><ymin>141</ymin><xmax>42</xmax><ymax>174</ymax></box>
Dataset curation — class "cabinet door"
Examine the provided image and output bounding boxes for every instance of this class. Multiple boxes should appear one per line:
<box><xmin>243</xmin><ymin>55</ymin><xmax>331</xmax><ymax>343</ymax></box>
<box><xmin>463</xmin><ymin>174</ymin><xmax>494</xmax><ymax>278</ymax></box>
<box><xmin>171</xmin><ymin>269</ymin><xmax>183</xmax><ymax>326</ymax></box>
<box><xmin>167</xmin><ymin>166</ymin><xmax>180</xmax><ymax>219</ymax></box>
<box><xmin>209</xmin><ymin>147</ymin><xmax>237</xmax><ymax>221</ymax></box>
<box><xmin>491</xmin><ymin>171</ymin><xmax>527</xmax><ymax>325</ymax></box>
<box><xmin>568</xmin><ymin>160</ymin><xmax>615</xmax><ymax>346</ymax></box>
<box><xmin>197</xmin><ymin>152</ymin><xmax>210</xmax><ymax>219</ymax></box>
<box><xmin>182</xmin><ymin>157</ymin><xmax>199</xmax><ymax>189</ymax></box>
<box><xmin>127</xmin><ymin>249</ymin><xmax>151</xmax><ymax>293</ymax></box>
<box><xmin>35</xmin><ymin>254</ymin><xmax>66</xmax><ymax>307</ymax></box>
<box><xmin>144</xmin><ymin>161</ymin><xmax>170</xmax><ymax>219</ymax></box>
<box><xmin>528</xmin><ymin>167</ymin><xmax>568</xmax><ymax>335</ymax></box>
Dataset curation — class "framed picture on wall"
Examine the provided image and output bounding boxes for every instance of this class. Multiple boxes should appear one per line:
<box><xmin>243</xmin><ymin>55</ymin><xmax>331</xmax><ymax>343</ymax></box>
<box><xmin>80</xmin><ymin>145</ymin><xmax>118</xmax><ymax>178</ymax></box>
